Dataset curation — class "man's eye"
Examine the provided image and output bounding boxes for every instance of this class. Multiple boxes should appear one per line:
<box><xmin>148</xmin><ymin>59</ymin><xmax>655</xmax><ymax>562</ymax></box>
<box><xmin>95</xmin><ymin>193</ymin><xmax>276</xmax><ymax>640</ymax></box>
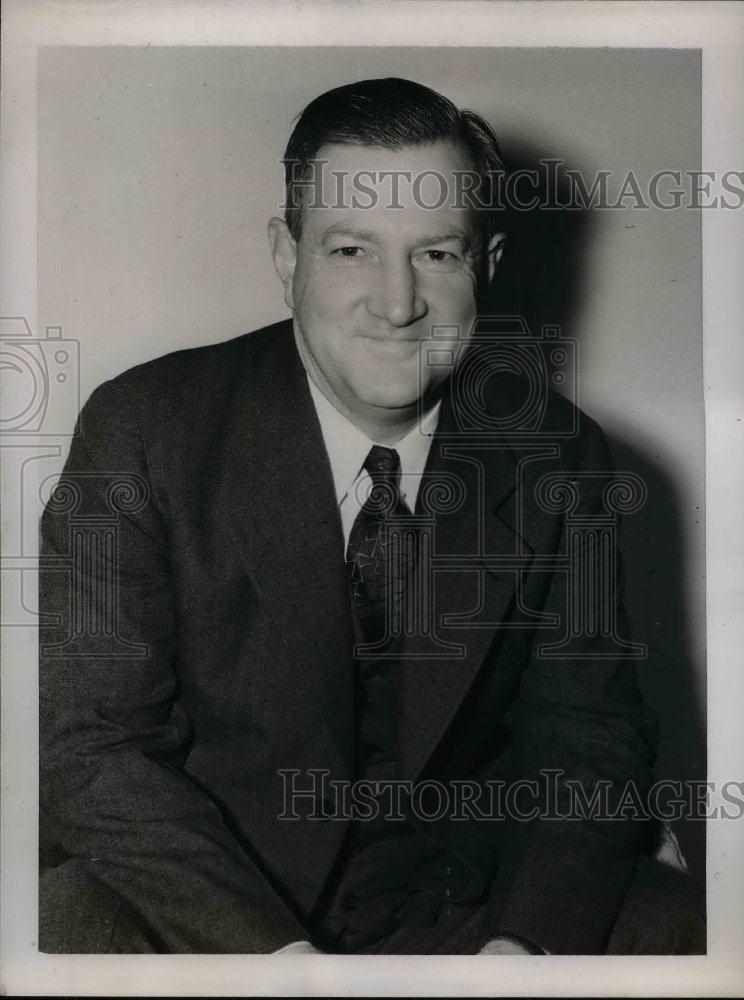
<box><xmin>331</xmin><ymin>246</ymin><xmax>365</xmax><ymax>258</ymax></box>
<box><xmin>420</xmin><ymin>249</ymin><xmax>459</xmax><ymax>265</ymax></box>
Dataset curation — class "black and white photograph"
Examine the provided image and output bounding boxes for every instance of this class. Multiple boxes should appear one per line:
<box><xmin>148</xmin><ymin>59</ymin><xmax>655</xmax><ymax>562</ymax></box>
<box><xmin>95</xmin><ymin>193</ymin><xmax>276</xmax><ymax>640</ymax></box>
<box><xmin>1</xmin><ymin>1</ymin><xmax>743</xmax><ymax>996</ymax></box>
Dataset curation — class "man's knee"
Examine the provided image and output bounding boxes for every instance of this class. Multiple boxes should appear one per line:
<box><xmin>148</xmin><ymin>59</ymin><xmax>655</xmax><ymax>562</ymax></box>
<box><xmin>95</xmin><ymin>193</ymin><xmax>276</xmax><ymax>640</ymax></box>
<box><xmin>39</xmin><ymin>859</ymin><xmax>158</xmax><ymax>953</ymax></box>
<box><xmin>607</xmin><ymin>855</ymin><xmax>706</xmax><ymax>955</ymax></box>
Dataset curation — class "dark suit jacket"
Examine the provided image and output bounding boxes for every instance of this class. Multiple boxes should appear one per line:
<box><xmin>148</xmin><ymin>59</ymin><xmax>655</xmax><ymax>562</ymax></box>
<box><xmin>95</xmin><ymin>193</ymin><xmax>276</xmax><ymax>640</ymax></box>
<box><xmin>39</xmin><ymin>318</ymin><xmax>659</xmax><ymax>954</ymax></box>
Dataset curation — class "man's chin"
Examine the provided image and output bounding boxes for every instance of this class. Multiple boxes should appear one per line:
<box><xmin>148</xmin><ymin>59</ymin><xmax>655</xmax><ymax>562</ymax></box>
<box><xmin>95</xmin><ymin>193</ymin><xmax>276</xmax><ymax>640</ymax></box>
<box><xmin>350</xmin><ymin>372</ymin><xmax>449</xmax><ymax>412</ymax></box>
<box><xmin>352</xmin><ymin>384</ymin><xmax>424</xmax><ymax>413</ymax></box>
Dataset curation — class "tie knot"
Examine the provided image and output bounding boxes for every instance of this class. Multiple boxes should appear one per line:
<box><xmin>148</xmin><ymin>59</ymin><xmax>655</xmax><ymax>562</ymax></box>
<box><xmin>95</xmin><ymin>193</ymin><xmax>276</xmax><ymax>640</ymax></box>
<box><xmin>364</xmin><ymin>445</ymin><xmax>401</xmax><ymax>484</ymax></box>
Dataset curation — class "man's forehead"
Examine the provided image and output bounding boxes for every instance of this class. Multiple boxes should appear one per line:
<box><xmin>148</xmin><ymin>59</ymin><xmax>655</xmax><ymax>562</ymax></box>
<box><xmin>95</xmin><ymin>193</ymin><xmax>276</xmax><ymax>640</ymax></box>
<box><xmin>304</xmin><ymin>204</ymin><xmax>475</xmax><ymax>247</ymax></box>
<box><xmin>300</xmin><ymin>140</ymin><xmax>479</xmax><ymax>242</ymax></box>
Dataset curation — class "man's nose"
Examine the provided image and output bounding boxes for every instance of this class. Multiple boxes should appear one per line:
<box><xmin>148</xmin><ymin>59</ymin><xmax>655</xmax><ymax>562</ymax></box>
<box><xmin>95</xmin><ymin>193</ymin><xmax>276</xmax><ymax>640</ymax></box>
<box><xmin>366</xmin><ymin>261</ymin><xmax>427</xmax><ymax>328</ymax></box>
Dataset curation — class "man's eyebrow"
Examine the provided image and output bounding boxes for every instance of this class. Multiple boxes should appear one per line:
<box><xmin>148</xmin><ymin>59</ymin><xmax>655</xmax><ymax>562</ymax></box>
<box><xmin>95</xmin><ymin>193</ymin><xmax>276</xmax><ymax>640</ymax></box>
<box><xmin>320</xmin><ymin>223</ymin><xmax>473</xmax><ymax>249</ymax></box>
<box><xmin>320</xmin><ymin>224</ymin><xmax>381</xmax><ymax>244</ymax></box>
<box><xmin>411</xmin><ymin>227</ymin><xmax>472</xmax><ymax>250</ymax></box>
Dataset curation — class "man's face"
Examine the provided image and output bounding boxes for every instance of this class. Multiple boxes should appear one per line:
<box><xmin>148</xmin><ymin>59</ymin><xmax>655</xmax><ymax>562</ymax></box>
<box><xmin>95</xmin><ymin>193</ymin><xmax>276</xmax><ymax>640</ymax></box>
<box><xmin>269</xmin><ymin>141</ymin><xmax>500</xmax><ymax>429</ymax></box>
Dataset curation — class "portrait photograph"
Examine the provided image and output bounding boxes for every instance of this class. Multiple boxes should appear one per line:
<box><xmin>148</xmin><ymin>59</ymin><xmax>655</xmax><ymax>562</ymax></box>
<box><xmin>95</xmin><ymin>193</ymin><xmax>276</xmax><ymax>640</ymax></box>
<box><xmin>1</xmin><ymin>2</ymin><xmax>742</xmax><ymax>997</ymax></box>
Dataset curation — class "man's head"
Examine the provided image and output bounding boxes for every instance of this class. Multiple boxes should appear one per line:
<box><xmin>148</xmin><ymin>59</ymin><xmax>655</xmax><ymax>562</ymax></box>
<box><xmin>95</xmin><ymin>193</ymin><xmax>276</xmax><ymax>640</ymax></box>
<box><xmin>268</xmin><ymin>78</ymin><xmax>506</xmax><ymax>441</ymax></box>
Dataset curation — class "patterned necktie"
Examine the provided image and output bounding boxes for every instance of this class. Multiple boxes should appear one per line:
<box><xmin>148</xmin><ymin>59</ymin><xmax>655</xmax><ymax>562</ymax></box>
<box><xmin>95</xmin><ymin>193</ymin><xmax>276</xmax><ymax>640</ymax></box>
<box><xmin>345</xmin><ymin>445</ymin><xmax>413</xmax><ymax>649</ymax></box>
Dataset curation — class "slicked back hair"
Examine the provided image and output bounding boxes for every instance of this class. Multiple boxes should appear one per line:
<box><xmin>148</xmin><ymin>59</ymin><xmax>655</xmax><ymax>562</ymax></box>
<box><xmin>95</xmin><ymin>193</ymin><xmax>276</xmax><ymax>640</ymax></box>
<box><xmin>283</xmin><ymin>77</ymin><xmax>504</xmax><ymax>247</ymax></box>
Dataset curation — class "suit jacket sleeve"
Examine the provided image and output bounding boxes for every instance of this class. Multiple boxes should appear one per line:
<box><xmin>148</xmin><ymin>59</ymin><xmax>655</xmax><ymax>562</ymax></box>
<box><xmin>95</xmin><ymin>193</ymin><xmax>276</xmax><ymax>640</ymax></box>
<box><xmin>489</xmin><ymin>417</ymin><xmax>660</xmax><ymax>954</ymax></box>
<box><xmin>39</xmin><ymin>374</ymin><xmax>307</xmax><ymax>953</ymax></box>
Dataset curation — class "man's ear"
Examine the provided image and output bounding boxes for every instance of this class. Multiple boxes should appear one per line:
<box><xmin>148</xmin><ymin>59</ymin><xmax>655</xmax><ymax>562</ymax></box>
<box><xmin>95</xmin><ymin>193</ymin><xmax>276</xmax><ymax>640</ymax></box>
<box><xmin>267</xmin><ymin>217</ymin><xmax>297</xmax><ymax>310</ymax></box>
<box><xmin>486</xmin><ymin>232</ymin><xmax>507</xmax><ymax>285</ymax></box>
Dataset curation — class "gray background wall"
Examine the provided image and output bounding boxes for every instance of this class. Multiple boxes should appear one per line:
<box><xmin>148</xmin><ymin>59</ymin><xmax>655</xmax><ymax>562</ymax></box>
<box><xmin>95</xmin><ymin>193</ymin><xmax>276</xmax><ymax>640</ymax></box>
<box><xmin>38</xmin><ymin>46</ymin><xmax>705</xmax><ymax>876</ymax></box>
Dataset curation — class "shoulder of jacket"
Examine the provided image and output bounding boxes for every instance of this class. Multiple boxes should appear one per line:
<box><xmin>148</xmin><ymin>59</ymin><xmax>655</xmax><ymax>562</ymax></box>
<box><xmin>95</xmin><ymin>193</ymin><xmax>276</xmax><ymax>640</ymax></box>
<box><xmin>83</xmin><ymin>318</ymin><xmax>293</xmax><ymax>412</ymax></box>
<box><xmin>478</xmin><ymin>369</ymin><xmax>612</xmax><ymax>468</ymax></box>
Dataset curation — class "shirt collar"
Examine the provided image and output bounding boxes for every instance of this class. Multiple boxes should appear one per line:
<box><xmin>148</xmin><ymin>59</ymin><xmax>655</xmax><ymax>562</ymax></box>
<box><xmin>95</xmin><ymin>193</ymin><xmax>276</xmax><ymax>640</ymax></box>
<box><xmin>306</xmin><ymin>375</ymin><xmax>440</xmax><ymax>509</ymax></box>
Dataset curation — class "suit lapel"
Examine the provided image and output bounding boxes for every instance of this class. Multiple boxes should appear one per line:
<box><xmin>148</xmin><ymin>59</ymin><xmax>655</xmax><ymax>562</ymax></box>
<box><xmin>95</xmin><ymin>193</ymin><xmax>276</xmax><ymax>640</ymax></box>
<box><xmin>398</xmin><ymin>388</ymin><xmax>536</xmax><ymax>780</ymax></box>
<box><xmin>220</xmin><ymin>323</ymin><xmax>356</xmax><ymax>774</ymax></box>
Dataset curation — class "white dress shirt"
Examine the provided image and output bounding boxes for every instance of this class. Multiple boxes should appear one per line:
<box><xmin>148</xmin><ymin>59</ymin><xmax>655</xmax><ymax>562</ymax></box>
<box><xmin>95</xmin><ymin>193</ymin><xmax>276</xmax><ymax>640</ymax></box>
<box><xmin>306</xmin><ymin>376</ymin><xmax>441</xmax><ymax>549</ymax></box>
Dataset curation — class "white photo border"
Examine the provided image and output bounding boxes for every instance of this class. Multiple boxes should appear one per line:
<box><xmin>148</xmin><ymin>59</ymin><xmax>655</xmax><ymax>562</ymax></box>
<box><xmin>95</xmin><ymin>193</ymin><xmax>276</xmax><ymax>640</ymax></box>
<box><xmin>2</xmin><ymin>1</ymin><xmax>743</xmax><ymax>996</ymax></box>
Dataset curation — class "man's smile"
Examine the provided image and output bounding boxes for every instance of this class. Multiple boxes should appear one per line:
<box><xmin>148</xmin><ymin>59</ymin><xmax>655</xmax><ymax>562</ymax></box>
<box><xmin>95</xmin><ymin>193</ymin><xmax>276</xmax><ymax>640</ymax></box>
<box><xmin>358</xmin><ymin>335</ymin><xmax>420</xmax><ymax>356</ymax></box>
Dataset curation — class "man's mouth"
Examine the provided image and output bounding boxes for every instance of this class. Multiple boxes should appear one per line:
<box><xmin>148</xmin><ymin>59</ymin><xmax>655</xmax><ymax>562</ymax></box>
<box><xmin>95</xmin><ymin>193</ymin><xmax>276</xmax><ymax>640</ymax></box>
<box><xmin>359</xmin><ymin>335</ymin><xmax>420</xmax><ymax>355</ymax></box>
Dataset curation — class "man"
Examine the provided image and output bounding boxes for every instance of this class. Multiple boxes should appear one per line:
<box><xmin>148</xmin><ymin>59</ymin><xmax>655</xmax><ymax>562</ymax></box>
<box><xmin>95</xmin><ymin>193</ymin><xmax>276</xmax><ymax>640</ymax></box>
<box><xmin>39</xmin><ymin>77</ymin><xmax>704</xmax><ymax>955</ymax></box>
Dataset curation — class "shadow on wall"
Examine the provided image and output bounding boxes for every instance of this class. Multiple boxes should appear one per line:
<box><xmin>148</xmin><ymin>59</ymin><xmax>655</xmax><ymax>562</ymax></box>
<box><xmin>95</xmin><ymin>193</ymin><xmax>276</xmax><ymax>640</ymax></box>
<box><xmin>481</xmin><ymin>139</ymin><xmax>591</xmax><ymax>342</ymax></box>
<box><xmin>486</xmin><ymin>142</ymin><xmax>706</xmax><ymax>885</ymax></box>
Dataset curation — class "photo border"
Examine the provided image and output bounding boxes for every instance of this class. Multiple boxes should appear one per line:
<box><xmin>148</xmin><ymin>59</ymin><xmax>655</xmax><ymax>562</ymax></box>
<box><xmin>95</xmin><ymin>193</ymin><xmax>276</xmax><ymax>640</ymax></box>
<box><xmin>2</xmin><ymin>1</ymin><xmax>742</xmax><ymax>995</ymax></box>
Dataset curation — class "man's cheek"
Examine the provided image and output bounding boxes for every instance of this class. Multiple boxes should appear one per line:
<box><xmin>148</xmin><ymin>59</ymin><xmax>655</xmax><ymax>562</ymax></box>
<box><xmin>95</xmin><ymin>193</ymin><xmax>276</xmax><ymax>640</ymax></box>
<box><xmin>424</xmin><ymin>274</ymin><xmax>476</xmax><ymax>308</ymax></box>
<box><xmin>309</xmin><ymin>285</ymin><xmax>360</xmax><ymax>324</ymax></box>
<box><xmin>426</xmin><ymin>293</ymin><xmax>476</xmax><ymax>333</ymax></box>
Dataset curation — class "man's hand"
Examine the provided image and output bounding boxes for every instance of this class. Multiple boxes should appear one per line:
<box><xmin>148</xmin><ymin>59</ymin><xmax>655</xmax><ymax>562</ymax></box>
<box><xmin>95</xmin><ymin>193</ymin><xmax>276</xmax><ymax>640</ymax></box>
<box><xmin>479</xmin><ymin>936</ymin><xmax>536</xmax><ymax>955</ymax></box>
<box><xmin>273</xmin><ymin>940</ymin><xmax>324</xmax><ymax>955</ymax></box>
